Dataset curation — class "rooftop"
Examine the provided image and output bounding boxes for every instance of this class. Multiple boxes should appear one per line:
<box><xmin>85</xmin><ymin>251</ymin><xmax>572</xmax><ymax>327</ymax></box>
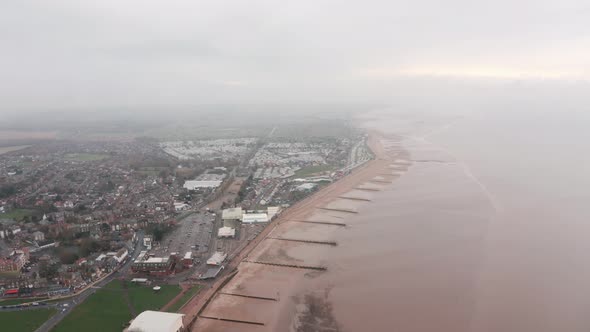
<box><xmin>127</xmin><ymin>310</ymin><xmax>184</xmax><ymax>332</ymax></box>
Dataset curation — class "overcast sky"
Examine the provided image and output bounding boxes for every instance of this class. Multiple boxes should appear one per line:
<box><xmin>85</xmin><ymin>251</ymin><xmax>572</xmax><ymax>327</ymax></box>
<box><xmin>1</xmin><ymin>0</ymin><xmax>590</xmax><ymax>110</ymax></box>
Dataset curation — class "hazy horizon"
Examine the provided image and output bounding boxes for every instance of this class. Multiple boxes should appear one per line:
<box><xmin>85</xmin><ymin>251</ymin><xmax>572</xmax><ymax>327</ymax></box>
<box><xmin>2</xmin><ymin>1</ymin><xmax>590</xmax><ymax>112</ymax></box>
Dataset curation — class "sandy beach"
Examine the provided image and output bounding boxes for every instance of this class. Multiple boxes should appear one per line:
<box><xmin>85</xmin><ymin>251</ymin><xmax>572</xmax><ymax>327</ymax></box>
<box><xmin>187</xmin><ymin>107</ymin><xmax>590</xmax><ymax>332</ymax></box>
<box><xmin>184</xmin><ymin>129</ymin><xmax>409</xmax><ymax>331</ymax></box>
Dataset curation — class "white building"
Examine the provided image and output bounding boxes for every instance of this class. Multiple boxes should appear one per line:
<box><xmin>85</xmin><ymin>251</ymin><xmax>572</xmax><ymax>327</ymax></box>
<box><xmin>221</xmin><ymin>207</ymin><xmax>243</xmax><ymax>221</ymax></box>
<box><xmin>113</xmin><ymin>248</ymin><xmax>128</xmax><ymax>263</ymax></box>
<box><xmin>33</xmin><ymin>231</ymin><xmax>45</xmax><ymax>241</ymax></box>
<box><xmin>295</xmin><ymin>183</ymin><xmax>317</xmax><ymax>191</ymax></box>
<box><xmin>217</xmin><ymin>226</ymin><xmax>236</xmax><ymax>238</ymax></box>
<box><xmin>127</xmin><ymin>311</ymin><xmax>184</xmax><ymax>332</ymax></box>
<box><xmin>174</xmin><ymin>202</ymin><xmax>189</xmax><ymax>211</ymax></box>
<box><xmin>183</xmin><ymin>180</ymin><xmax>222</xmax><ymax>190</ymax></box>
<box><xmin>143</xmin><ymin>236</ymin><xmax>152</xmax><ymax>250</ymax></box>
<box><xmin>206</xmin><ymin>251</ymin><xmax>227</xmax><ymax>266</ymax></box>
<box><xmin>242</xmin><ymin>213</ymin><xmax>268</xmax><ymax>223</ymax></box>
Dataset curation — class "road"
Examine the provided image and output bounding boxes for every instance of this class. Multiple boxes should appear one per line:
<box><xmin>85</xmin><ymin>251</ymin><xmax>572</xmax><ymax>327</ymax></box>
<box><xmin>30</xmin><ymin>231</ymin><xmax>145</xmax><ymax>332</ymax></box>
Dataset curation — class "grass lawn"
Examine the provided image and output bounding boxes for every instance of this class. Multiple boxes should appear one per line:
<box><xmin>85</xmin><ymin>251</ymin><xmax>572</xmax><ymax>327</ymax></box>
<box><xmin>64</xmin><ymin>153</ymin><xmax>110</xmax><ymax>162</ymax></box>
<box><xmin>1</xmin><ymin>308</ymin><xmax>57</xmax><ymax>331</ymax></box>
<box><xmin>51</xmin><ymin>280</ymin><xmax>181</xmax><ymax>332</ymax></box>
<box><xmin>137</xmin><ymin>170</ymin><xmax>160</xmax><ymax>176</ymax></box>
<box><xmin>0</xmin><ymin>208</ymin><xmax>36</xmax><ymax>221</ymax></box>
<box><xmin>137</xmin><ymin>166</ymin><xmax>168</xmax><ymax>177</ymax></box>
<box><xmin>128</xmin><ymin>283</ymin><xmax>179</xmax><ymax>313</ymax></box>
<box><xmin>293</xmin><ymin>164</ymin><xmax>335</xmax><ymax>178</ymax></box>
<box><xmin>166</xmin><ymin>285</ymin><xmax>202</xmax><ymax>312</ymax></box>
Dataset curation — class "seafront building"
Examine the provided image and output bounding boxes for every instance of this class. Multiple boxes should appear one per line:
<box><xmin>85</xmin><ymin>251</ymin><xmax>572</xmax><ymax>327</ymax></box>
<box><xmin>126</xmin><ymin>310</ymin><xmax>185</xmax><ymax>332</ymax></box>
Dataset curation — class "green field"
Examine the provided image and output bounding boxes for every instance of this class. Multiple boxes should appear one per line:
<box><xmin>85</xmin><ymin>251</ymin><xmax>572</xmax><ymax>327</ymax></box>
<box><xmin>0</xmin><ymin>208</ymin><xmax>36</xmax><ymax>221</ymax></box>
<box><xmin>137</xmin><ymin>166</ymin><xmax>168</xmax><ymax>177</ymax></box>
<box><xmin>52</xmin><ymin>280</ymin><xmax>180</xmax><ymax>332</ymax></box>
<box><xmin>128</xmin><ymin>283</ymin><xmax>179</xmax><ymax>313</ymax></box>
<box><xmin>0</xmin><ymin>308</ymin><xmax>57</xmax><ymax>331</ymax></box>
<box><xmin>293</xmin><ymin>164</ymin><xmax>335</xmax><ymax>178</ymax></box>
<box><xmin>64</xmin><ymin>153</ymin><xmax>110</xmax><ymax>161</ymax></box>
<box><xmin>166</xmin><ymin>285</ymin><xmax>201</xmax><ymax>312</ymax></box>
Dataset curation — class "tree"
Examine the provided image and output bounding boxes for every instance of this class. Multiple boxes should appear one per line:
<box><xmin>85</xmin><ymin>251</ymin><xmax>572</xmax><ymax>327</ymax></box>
<box><xmin>39</xmin><ymin>262</ymin><xmax>59</xmax><ymax>279</ymax></box>
<box><xmin>58</xmin><ymin>250</ymin><xmax>79</xmax><ymax>264</ymax></box>
<box><xmin>0</xmin><ymin>185</ymin><xmax>16</xmax><ymax>198</ymax></box>
<box><xmin>100</xmin><ymin>223</ymin><xmax>111</xmax><ymax>233</ymax></box>
<box><xmin>80</xmin><ymin>238</ymin><xmax>100</xmax><ymax>257</ymax></box>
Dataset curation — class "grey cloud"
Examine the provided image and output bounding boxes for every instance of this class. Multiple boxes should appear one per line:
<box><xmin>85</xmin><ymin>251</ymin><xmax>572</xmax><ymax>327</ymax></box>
<box><xmin>1</xmin><ymin>0</ymin><xmax>590</xmax><ymax>111</ymax></box>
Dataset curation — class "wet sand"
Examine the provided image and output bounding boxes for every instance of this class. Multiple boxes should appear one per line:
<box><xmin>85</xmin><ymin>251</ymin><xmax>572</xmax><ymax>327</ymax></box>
<box><xmin>191</xmin><ymin>109</ymin><xmax>590</xmax><ymax>332</ymax></box>
<box><xmin>190</xmin><ymin>130</ymin><xmax>420</xmax><ymax>331</ymax></box>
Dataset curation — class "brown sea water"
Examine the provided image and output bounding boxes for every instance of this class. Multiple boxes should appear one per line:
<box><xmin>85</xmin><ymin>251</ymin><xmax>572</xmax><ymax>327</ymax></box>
<box><xmin>195</xmin><ymin>109</ymin><xmax>590</xmax><ymax>332</ymax></box>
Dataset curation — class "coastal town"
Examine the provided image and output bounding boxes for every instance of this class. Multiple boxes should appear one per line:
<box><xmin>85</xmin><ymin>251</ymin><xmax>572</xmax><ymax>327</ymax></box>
<box><xmin>0</xmin><ymin>124</ymin><xmax>373</xmax><ymax>331</ymax></box>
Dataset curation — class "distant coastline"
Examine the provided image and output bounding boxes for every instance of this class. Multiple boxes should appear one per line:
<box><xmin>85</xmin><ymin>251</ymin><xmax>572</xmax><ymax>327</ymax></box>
<box><xmin>0</xmin><ymin>145</ymin><xmax>31</xmax><ymax>155</ymax></box>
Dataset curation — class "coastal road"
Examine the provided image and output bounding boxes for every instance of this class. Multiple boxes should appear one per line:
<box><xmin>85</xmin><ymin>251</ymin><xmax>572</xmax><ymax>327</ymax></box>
<box><xmin>32</xmin><ymin>231</ymin><xmax>145</xmax><ymax>332</ymax></box>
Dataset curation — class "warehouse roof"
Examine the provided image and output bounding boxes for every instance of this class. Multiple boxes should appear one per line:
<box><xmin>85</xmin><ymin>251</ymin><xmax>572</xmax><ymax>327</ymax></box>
<box><xmin>222</xmin><ymin>207</ymin><xmax>243</xmax><ymax>220</ymax></box>
<box><xmin>183</xmin><ymin>180</ymin><xmax>222</xmax><ymax>190</ymax></box>
<box><xmin>242</xmin><ymin>213</ymin><xmax>269</xmax><ymax>223</ymax></box>
<box><xmin>206</xmin><ymin>251</ymin><xmax>227</xmax><ymax>265</ymax></box>
<box><xmin>127</xmin><ymin>311</ymin><xmax>184</xmax><ymax>332</ymax></box>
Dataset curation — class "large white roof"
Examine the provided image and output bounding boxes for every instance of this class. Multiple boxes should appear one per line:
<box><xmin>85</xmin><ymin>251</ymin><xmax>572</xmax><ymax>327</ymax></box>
<box><xmin>222</xmin><ymin>207</ymin><xmax>243</xmax><ymax>220</ymax></box>
<box><xmin>145</xmin><ymin>257</ymin><xmax>168</xmax><ymax>264</ymax></box>
<box><xmin>206</xmin><ymin>251</ymin><xmax>227</xmax><ymax>265</ymax></box>
<box><xmin>128</xmin><ymin>310</ymin><xmax>184</xmax><ymax>332</ymax></box>
<box><xmin>217</xmin><ymin>226</ymin><xmax>236</xmax><ymax>238</ymax></box>
<box><xmin>242</xmin><ymin>213</ymin><xmax>269</xmax><ymax>223</ymax></box>
<box><xmin>183</xmin><ymin>180</ymin><xmax>222</xmax><ymax>190</ymax></box>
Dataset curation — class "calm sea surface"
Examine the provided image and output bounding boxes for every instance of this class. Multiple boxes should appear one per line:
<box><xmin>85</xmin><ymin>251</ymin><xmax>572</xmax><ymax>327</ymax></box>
<box><xmin>332</xmin><ymin>109</ymin><xmax>590</xmax><ymax>331</ymax></box>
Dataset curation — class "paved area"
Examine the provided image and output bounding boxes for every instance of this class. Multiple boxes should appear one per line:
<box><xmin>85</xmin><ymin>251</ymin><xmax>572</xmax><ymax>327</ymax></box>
<box><xmin>153</xmin><ymin>213</ymin><xmax>215</xmax><ymax>259</ymax></box>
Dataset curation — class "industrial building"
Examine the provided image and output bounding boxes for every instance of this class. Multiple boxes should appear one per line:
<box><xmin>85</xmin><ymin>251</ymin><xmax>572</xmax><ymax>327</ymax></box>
<box><xmin>242</xmin><ymin>213</ymin><xmax>269</xmax><ymax>223</ymax></box>
<box><xmin>126</xmin><ymin>310</ymin><xmax>185</xmax><ymax>332</ymax></box>
<box><xmin>183</xmin><ymin>173</ymin><xmax>226</xmax><ymax>190</ymax></box>
<box><xmin>221</xmin><ymin>207</ymin><xmax>243</xmax><ymax>221</ymax></box>
<box><xmin>183</xmin><ymin>180</ymin><xmax>223</xmax><ymax>190</ymax></box>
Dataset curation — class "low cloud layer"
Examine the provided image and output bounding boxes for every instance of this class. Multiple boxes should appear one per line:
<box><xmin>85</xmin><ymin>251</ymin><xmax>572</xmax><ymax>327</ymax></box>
<box><xmin>2</xmin><ymin>0</ymin><xmax>590</xmax><ymax>110</ymax></box>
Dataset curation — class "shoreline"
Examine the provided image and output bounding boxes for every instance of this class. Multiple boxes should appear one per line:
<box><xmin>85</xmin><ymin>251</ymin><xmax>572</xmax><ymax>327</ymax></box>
<box><xmin>0</xmin><ymin>145</ymin><xmax>31</xmax><ymax>155</ymax></box>
<box><xmin>182</xmin><ymin>129</ymin><xmax>397</xmax><ymax>330</ymax></box>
